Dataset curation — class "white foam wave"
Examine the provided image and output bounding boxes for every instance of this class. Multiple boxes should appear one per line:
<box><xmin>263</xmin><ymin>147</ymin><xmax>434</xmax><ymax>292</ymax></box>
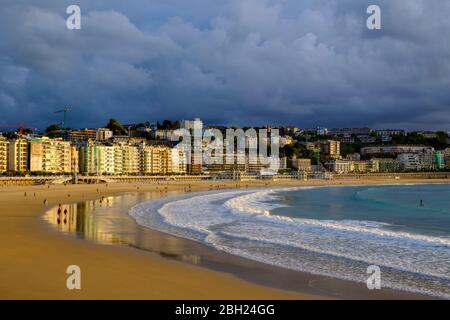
<box><xmin>129</xmin><ymin>186</ymin><xmax>450</xmax><ymax>299</ymax></box>
<box><xmin>224</xmin><ymin>189</ymin><xmax>450</xmax><ymax>247</ymax></box>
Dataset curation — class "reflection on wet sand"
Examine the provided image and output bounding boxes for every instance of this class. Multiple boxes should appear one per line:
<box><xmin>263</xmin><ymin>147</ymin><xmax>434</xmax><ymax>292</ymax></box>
<box><xmin>43</xmin><ymin>192</ymin><xmax>201</xmax><ymax>265</ymax></box>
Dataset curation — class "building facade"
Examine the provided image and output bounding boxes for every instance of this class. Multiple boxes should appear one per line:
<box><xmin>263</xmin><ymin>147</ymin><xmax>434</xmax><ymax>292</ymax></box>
<box><xmin>29</xmin><ymin>138</ymin><xmax>72</xmax><ymax>173</ymax></box>
<box><xmin>316</xmin><ymin>140</ymin><xmax>341</xmax><ymax>159</ymax></box>
<box><xmin>0</xmin><ymin>137</ymin><xmax>8</xmax><ymax>173</ymax></box>
<box><xmin>8</xmin><ymin>138</ymin><xmax>28</xmax><ymax>172</ymax></box>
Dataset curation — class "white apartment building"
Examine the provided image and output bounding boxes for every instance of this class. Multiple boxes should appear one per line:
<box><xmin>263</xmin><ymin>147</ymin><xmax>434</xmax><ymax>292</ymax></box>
<box><xmin>96</xmin><ymin>128</ymin><xmax>113</xmax><ymax>141</ymax></box>
<box><xmin>398</xmin><ymin>153</ymin><xmax>422</xmax><ymax>171</ymax></box>
<box><xmin>171</xmin><ymin>148</ymin><xmax>188</xmax><ymax>174</ymax></box>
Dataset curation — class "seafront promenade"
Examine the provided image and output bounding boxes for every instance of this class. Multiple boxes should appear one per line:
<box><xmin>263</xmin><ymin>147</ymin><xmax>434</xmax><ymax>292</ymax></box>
<box><xmin>1</xmin><ymin>172</ymin><xmax>449</xmax><ymax>186</ymax></box>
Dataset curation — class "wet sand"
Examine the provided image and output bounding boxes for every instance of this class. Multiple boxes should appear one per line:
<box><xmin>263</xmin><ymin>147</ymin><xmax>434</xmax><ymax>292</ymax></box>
<box><xmin>1</xmin><ymin>178</ymin><xmax>448</xmax><ymax>299</ymax></box>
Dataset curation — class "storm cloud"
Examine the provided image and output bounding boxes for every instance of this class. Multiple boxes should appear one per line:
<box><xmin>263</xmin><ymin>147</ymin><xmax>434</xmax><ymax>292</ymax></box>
<box><xmin>0</xmin><ymin>0</ymin><xmax>450</xmax><ymax>130</ymax></box>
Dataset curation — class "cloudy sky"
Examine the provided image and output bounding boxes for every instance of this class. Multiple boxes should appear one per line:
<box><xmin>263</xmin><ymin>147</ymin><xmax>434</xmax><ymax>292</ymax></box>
<box><xmin>1</xmin><ymin>0</ymin><xmax>450</xmax><ymax>130</ymax></box>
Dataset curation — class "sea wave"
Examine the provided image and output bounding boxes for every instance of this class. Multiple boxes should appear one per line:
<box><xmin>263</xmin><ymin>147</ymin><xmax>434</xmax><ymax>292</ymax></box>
<box><xmin>129</xmin><ymin>186</ymin><xmax>450</xmax><ymax>299</ymax></box>
<box><xmin>224</xmin><ymin>190</ymin><xmax>450</xmax><ymax>247</ymax></box>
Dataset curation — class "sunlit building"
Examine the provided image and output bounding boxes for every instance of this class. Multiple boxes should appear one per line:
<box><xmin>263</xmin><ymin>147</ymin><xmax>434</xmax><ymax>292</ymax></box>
<box><xmin>8</xmin><ymin>138</ymin><xmax>28</xmax><ymax>172</ymax></box>
<box><xmin>0</xmin><ymin>137</ymin><xmax>8</xmax><ymax>173</ymax></box>
<box><xmin>118</xmin><ymin>144</ymin><xmax>140</xmax><ymax>174</ymax></box>
<box><xmin>171</xmin><ymin>148</ymin><xmax>188</xmax><ymax>174</ymax></box>
<box><xmin>29</xmin><ymin>137</ymin><xmax>72</xmax><ymax>173</ymax></box>
<box><xmin>141</xmin><ymin>145</ymin><xmax>172</xmax><ymax>175</ymax></box>
<box><xmin>316</xmin><ymin>140</ymin><xmax>341</xmax><ymax>159</ymax></box>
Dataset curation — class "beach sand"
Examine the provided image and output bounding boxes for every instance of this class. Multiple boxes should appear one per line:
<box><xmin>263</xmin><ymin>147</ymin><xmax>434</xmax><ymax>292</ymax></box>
<box><xmin>1</xmin><ymin>178</ymin><xmax>448</xmax><ymax>299</ymax></box>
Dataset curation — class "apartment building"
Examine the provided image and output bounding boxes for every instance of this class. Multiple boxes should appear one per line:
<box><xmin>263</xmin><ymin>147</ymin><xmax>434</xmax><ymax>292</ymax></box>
<box><xmin>377</xmin><ymin>158</ymin><xmax>400</xmax><ymax>173</ymax></box>
<box><xmin>119</xmin><ymin>144</ymin><xmax>140</xmax><ymax>174</ymax></box>
<box><xmin>29</xmin><ymin>138</ymin><xmax>72</xmax><ymax>173</ymax></box>
<box><xmin>326</xmin><ymin>160</ymin><xmax>352</xmax><ymax>174</ymax></box>
<box><xmin>0</xmin><ymin>137</ymin><xmax>8</xmax><ymax>173</ymax></box>
<box><xmin>113</xmin><ymin>145</ymin><xmax>124</xmax><ymax>175</ymax></box>
<box><xmin>96</xmin><ymin>128</ymin><xmax>113</xmax><ymax>141</ymax></box>
<box><xmin>8</xmin><ymin>138</ymin><xmax>28</xmax><ymax>172</ymax></box>
<box><xmin>361</xmin><ymin>145</ymin><xmax>434</xmax><ymax>157</ymax></box>
<box><xmin>68</xmin><ymin>129</ymin><xmax>97</xmax><ymax>142</ymax></box>
<box><xmin>326</xmin><ymin>159</ymin><xmax>381</xmax><ymax>174</ymax></box>
<box><xmin>79</xmin><ymin>143</ymin><xmax>114</xmax><ymax>175</ymax></box>
<box><xmin>292</xmin><ymin>158</ymin><xmax>312</xmax><ymax>172</ymax></box>
<box><xmin>443</xmin><ymin>148</ymin><xmax>450</xmax><ymax>169</ymax></box>
<box><xmin>400</xmin><ymin>153</ymin><xmax>433</xmax><ymax>171</ymax></box>
<box><xmin>316</xmin><ymin>140</ymin><xmax>341</xmax><ymax>159</ymax></box>
<box><xmin>171</xmin><ymin>148</ymin><xmax>188</xmax><ymax>174</ymax></box>
<box><xmin>141</xmin><ymin>145</ymin><xmax>172</xmax><ymax>175</ymax></box>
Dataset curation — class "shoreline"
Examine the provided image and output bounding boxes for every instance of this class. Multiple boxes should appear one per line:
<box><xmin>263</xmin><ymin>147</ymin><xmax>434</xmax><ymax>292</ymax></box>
<box><xmin>1</xmin><ymin>178</ymin><xmax>449</xmax><ymax>299</ymax></box>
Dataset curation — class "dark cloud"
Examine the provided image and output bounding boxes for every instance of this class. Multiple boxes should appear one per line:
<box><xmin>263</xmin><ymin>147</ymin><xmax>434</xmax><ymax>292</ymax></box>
<box><xmin>0</xmin><ymin>0</ymin><xmax>449</xmax><ymax>130</ymax></box>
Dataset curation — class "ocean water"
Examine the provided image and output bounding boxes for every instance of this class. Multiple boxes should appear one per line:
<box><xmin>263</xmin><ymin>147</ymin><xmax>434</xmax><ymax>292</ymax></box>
<box><xmin>129</xmin><ymin>184</ymin><xmax>450</xmax><ymax>298</ymax></box>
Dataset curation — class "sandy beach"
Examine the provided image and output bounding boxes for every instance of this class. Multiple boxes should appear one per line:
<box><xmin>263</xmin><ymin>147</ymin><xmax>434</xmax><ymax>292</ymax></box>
<box><xmin>1</xmin><ymin>178</ymin><xmax>449</xmax><ymax>300</ymax></box>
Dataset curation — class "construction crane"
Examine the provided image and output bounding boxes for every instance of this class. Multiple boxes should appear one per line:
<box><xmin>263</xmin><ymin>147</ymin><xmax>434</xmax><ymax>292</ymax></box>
<box><xmin>0</xmin><ymin>122</ymin><xmax>36</xmax><ymax>135</ymax></box>
<box><xmin>54</xmin><ymin>107</ymin><xmax>70</xmax><ymax>133</ymax></box>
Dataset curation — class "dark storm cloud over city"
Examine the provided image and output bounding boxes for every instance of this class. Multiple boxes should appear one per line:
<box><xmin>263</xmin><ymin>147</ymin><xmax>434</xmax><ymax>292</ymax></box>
<box><xmin>0</xmin><ymin>0</ymin><xmax>450</xmax><ymax>130</ymax></box>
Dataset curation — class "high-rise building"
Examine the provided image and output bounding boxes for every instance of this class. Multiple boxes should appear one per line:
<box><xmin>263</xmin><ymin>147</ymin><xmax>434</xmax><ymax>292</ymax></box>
<box><xmin>8</xmin><ymin>138</ymin><xmax>28</xmax><ymax>172</ymax></box>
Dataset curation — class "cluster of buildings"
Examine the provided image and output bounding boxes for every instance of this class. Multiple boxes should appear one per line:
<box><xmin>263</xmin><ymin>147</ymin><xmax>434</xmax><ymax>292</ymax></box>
<box><xmin>1</xmin><ymin>136</ymin><xmax>76</xmax><ymax>174</ymax></box>
<box><xmin>318</xmin><ymin>142</ymin><xmax>450</xmax><ymax>174</ymax></box>
<box><xmin>0</xmin><ymin>134</ymin><xmax>188</xmax><ymax>176</ymax></box>
<box><xmin>2</xmin><ymin>120</ymin><xmax>450</xmax><ymax>176</ymax></box>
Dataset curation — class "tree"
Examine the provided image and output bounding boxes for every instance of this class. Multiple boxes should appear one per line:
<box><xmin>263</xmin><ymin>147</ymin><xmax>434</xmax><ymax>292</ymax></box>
<box><xmin>45</xmin><ymin>124</ymin><xmax>61</xmax><ymax>133</ymax></box>
<box><xmin>45</xmin><ymin>124</ymin><xmax>62</xmax><ymax>138</ymax></box>
<box><xmin>106</xmin><ymin>118</ymin><xmax>126</xmax><ymax>135</ymax></box>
